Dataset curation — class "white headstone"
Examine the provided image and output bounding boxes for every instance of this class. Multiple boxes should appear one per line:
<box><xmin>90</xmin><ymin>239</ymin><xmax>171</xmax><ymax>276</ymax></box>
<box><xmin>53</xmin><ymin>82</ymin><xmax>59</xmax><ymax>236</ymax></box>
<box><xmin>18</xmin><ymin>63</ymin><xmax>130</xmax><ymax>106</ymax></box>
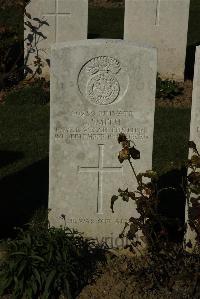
<box><xmin>49</xmin><ymin>40</ymin><xmax>157</xmax><ymax>248</ymax></box>
<box><xmin>185</xmin><ymin>46</ymin><xmax>200</xmax><ymax>249</ymax></box>
<box><xmin>24</xmin><ymin>0</ymin><xmax>88</xmax><ymax>78</ymax></box>
<box><xmin>124</xmin><ymin>0</ymin><xmax>190</xmax><ymax>81</ymax></box>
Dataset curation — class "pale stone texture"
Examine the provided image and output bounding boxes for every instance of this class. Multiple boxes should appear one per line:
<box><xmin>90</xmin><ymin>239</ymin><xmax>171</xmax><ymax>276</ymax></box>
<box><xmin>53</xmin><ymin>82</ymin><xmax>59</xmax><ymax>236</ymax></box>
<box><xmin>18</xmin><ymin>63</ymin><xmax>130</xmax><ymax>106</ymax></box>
<box><xmin>124</xmin><ymin>0</ymin><xmax>190</xmax><ymax>81</ymax></box>
<box><xmin>24</xmin><ymin>0</ymin><xmax>88</xmax><ymax>78</ymax></box>
<box><xmin>185</xmin><ymin>46</ymin><xmax>200</xmax><ymax>249</ymax></box>
<box><xmin>49</xmin><ymin>40</ymin><xmax>157</xmax><ymax>248</ymax></box>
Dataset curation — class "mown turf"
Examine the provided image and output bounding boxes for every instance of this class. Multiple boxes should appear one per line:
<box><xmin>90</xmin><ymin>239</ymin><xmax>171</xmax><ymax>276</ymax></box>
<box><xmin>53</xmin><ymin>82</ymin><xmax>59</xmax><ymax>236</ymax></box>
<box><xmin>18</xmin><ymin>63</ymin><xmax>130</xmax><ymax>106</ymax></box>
<box><xmin>0</xmin><ymin>86</ymin><xmax>49</xmax><ymax>179</ymax></box>
<box><xmin>88</xmin><ymin>7</ymin><xmax>125</xmax><ymax>39</ymax></box>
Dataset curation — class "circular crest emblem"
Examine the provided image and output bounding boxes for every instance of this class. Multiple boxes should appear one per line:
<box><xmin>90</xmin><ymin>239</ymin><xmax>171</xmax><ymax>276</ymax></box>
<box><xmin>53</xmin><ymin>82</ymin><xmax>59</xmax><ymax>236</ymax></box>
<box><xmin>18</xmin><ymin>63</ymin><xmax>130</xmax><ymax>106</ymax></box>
<box><xmin>86</xmin><ymin>73</ymin><xmax>120</xmax><ymax>105</ymax></box>
<box><xmin>78</xmin><ymin>56</ymin><xmax>128</xmax><ymax>106</ymax></box>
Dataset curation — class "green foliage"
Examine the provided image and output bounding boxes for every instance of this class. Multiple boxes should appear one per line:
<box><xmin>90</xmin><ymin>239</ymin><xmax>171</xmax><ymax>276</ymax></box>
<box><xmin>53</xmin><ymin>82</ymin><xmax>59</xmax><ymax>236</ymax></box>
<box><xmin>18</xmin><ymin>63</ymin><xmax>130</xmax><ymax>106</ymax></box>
<box><xmin>156</xmin><ymin>75</ymin><xmax>183</xmax><ymax>100</ymax></box>
<box><xmin>0</xmin><ymin>218</ymin><xmax>105</xmax><ymax>299</ymax></box>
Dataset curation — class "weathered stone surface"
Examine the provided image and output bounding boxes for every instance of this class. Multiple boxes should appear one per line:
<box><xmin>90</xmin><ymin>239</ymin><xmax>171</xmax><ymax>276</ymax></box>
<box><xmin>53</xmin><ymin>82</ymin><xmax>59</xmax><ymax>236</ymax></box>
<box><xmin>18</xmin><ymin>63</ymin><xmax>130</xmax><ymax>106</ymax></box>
<box><xmin>49</xmin><ymin>40</ymin><xmax>157</xmax><ymax>248</ymax></box>
<box><xmin>124</xmin><ymin>0</ymin><xmax>190</xmax><ymax>81</ymax></box>
<box><xmin>24</xmin><ymin>0</ymin><xmax>88</xmax><ymax>78</ymax></box>
<box><xmin>185</xmin><ymin>46</ymin><xmax>200</xmax><ymax>249</ymax></box>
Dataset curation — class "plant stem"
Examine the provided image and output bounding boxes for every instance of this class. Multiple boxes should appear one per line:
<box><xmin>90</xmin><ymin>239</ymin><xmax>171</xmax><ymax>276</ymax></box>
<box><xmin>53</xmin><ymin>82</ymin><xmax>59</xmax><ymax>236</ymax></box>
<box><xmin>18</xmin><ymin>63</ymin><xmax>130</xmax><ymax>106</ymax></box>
<box><xmin>128</xmin><ymin>159</ymin><xmax>140</xmax><ymax>186</ymax></box>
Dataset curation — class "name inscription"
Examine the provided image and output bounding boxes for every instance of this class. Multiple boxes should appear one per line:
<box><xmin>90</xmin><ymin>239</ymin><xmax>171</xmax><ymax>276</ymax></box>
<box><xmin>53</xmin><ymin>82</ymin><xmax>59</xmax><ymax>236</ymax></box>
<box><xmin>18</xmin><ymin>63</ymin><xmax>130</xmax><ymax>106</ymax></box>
<box><xmin>54</xmin><ymin>110</ymin><xmax>149</xmax><ymax>141</ymax></box>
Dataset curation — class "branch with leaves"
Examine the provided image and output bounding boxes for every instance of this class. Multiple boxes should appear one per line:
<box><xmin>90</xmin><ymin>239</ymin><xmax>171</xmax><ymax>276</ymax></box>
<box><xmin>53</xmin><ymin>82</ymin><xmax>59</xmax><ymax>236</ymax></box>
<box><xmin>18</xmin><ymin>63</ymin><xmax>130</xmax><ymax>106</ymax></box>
<box><xmin>186</xmin><ymin>141</ymin><xmax>200</xmax><ymax>249</ymax></box>
<box><xmin>111</xmin><ymin>133</ymin><xmax>179</xmax><ymax>253</ymax></box>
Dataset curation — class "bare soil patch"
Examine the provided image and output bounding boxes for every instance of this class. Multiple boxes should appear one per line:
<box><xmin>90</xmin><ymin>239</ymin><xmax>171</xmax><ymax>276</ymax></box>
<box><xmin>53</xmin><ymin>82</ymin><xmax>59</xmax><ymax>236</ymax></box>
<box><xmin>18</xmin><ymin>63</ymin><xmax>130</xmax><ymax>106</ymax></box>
<box><xmin>77</xmin><ymin>253</ymin><xmax>189</xmax><ymax>299</ymax></box>
<box><xmin>156</xmin><ymin>80</ymin><xmax>193</xmax><ymax>109</ymax></box>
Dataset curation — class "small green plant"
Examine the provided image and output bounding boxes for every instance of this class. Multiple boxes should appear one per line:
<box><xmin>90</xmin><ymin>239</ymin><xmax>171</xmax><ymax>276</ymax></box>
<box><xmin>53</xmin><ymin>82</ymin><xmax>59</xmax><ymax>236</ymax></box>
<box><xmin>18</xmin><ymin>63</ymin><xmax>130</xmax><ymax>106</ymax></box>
<box><xmin>156</xmin><ymin>75</ymin><xmax>183</xmax><ymax>100</ymax></box>
<box><xmin>0</xmin><ymin>214</ymin><xmax>105</xmax><ymax>299</ymax></box>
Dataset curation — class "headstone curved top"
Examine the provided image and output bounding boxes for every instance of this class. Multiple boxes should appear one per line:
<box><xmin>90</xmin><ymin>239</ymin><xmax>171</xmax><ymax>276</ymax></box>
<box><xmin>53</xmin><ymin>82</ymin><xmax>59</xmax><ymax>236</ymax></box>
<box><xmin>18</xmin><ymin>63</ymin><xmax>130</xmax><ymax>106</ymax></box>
<box><xmin>49</xmin><ymin>39</ymin><xmax>157</xmax><ymax>248</ymax></box>
<box><xmin>24</xmin><ymin>0</ymin><xmax>88</xmax><ymax>79</ymax></box>
<box><xmin>124</xmin><ymin>0</ymin><xmax>190</xmax><ymax>81</ymax></box>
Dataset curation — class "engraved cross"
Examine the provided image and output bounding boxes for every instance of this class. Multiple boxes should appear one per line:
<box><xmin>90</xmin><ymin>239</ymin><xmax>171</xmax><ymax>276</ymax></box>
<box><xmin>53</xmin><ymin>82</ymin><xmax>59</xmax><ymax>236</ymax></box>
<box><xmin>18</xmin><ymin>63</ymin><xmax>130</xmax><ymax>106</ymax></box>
<box><xmin>43</xmin><ymin>0</ymin><xmax>72</xmax><ymax>42</ymax></box>
<box><xmin>78</xmin><ymin>144</ymin><xmax>123</xmax><ymax>214</ymax></box>
<box><xmin>155</xmin><ymin>0</ymin><xmax>161</xmax><ymax>26</ymax></box>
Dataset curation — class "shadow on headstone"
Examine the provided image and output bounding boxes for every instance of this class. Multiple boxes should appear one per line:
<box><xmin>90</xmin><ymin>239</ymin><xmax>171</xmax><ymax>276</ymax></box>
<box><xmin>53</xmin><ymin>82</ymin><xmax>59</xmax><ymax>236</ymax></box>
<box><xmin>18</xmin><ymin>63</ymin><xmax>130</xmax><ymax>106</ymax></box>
<box><xmin>0</xmin><ymin>158</ymin><xmax>49</xmax><ymax>239</ymax></box>
<box><xmin>0</xmin><ymin>150</ymin><xmax>24</xmax><ymax>168</ymax></box>
<box><xmin>184</xmin><ymin>43</ymin><xmax>200</xmax><ymax>80</ymax></box>
<box><xmin>157</xmin><ymin>168</ymin><xmax>187</xmax><ymax>243</ymax></box>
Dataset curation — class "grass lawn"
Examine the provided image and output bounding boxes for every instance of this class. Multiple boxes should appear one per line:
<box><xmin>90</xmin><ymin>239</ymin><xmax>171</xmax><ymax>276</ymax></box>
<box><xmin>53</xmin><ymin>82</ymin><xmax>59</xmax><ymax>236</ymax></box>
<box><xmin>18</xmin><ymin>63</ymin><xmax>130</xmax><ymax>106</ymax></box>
<box><xmin>0</xmin><ymin>86</ymin><xmax>49</xmax><ymax>238</ymax></box>
<box><xmin>0</xmin><ymin>87</ymin><xmax>191</xmax><ymax>238</ymax></box>
<box><xmin>187</xmin><ymin>0</ymin><xmax>200</xmax><ymax>46</ymax></box>
<box><xmin>0</xmin><ymin>85</ymin><xmax>49</xmax><ymax>179</ymax></box>
<box><xmin>88</xmin><ymin>7</ymin><xmax>124</xmax><ymax>39</ymax></box>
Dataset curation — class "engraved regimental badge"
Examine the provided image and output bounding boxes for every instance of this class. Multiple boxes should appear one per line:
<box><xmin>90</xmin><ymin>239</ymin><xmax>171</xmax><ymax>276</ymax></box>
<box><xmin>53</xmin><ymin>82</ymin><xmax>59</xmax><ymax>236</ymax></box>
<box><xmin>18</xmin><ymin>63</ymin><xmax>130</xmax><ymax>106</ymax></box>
<box><xmin>78</xmin><ymin>56</ymin><xmax>129</xmax><ymax>106</ymax></box>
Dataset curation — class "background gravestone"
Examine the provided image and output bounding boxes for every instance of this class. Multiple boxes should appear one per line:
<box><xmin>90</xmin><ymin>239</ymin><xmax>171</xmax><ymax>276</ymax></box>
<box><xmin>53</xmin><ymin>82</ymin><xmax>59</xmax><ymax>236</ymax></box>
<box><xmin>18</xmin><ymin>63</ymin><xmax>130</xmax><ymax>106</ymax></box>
<box><xmin>185</xmin><ymin>46</ymin><xmax>200</xmax><ymax>248</ymax></box>
<box><xmin>124</xmin><ymin>0</ymin><xmax>190</xmax><ymax>81</ymax></box>
<box><xmin>24</xmin><ymin>0</ymin><xmax>88</xmax><ymax>78</ymax></box>
<box><xmin>49</xmin><ymin>40</ymin><xmax>157</xmax><ymax>248</ymax></box>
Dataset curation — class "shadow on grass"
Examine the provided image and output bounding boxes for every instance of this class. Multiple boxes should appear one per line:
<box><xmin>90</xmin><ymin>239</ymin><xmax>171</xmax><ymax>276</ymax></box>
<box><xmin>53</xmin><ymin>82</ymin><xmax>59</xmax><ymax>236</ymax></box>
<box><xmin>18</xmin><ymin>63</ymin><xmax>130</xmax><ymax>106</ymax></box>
<box><xmin>157</xmin><ymin>168</ymin><xmax>187</xmax><ymax>243</ymax></box>
<box><xmin>0</xmin><ymin>150</ymin><xmax>24</xmax><ymax>168</ymax></box>
<box><xmin>88</xmin><ymin>7</ymin><xmax>124</xmax><ymax>39</ymax></box>
<box><xmin>185</xmin><ymin>0</ymin><xmax>200</xmax><ymax>80</ymax></box>
<box><xmin>87</xmin><ymin>33</ymin><xmax>101</xmax><ymax>39</ymax></box>
<box><xmin>0</xmin><ymin>158</ymin><xmax>49</xmax><ymax>239</ymax></box>
<box><xmin>185</xmin><ymin>43</ymin><xmax>200</xmax><ymax>80</ymax></box>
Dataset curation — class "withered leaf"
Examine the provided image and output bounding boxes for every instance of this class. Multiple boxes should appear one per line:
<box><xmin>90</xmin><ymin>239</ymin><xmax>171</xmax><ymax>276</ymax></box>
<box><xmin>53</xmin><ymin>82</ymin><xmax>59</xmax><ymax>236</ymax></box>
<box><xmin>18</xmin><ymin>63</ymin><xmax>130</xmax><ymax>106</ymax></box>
<box><xmin>129</xmin><ymin>146</ymin><xmax>140</xmax><ymax>160</ymax></box>
<box><xmin>118</xmin><ymin>133</ymin><xmax>127</xmax><ymax>144</ymax></box>
<box><xmin>25</xmin><ymin>11</ymin><xmax>32</xmax><ymax>19</ymax></box>
<box><xmin>186</xmin><ymin>240</ymin><xmax>193</xmax><ymax>248</ymax></box>
<box><xmin>110</xmin><ymin>195</ymin><xmax>118</xmax><ymax>213</ymax></box>
<box><xmin>118</xmin><ymin>147</ymin><xmax>129</xmax><ymax>163</ymax></box>
<box><xmin>191</xmin><ymin>155</ymin><xmax>200</xmax><ymax>167</ymax></box>
<box><xmin>188</xmin><ymin>141</ymin><xmax>197</xmax><ymax>151</ymax></box>
<box><xmin>129</xmin><ymin>192</ymin><xmax>135</xmax><ymax>199</ymax></box>
<box><xmin>188</xmin><ymin>172</ymin><xmax>200</xmax><ymax>184</ymax></box>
